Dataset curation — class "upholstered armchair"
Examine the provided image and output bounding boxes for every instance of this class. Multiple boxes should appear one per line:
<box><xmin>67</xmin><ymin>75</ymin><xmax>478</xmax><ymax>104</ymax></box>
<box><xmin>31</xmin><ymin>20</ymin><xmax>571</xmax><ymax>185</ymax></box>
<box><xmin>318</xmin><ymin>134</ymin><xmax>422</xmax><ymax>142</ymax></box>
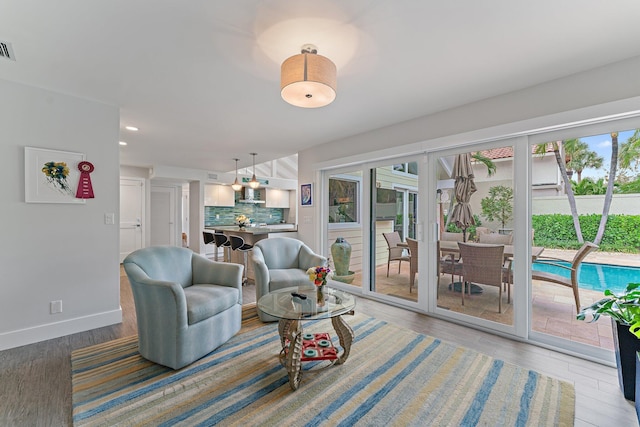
<box><xmin>251</xmin><ymin>237</ymin><xmax>327</xmax><ymax>322</ymax></box>
<box><xmin>123</xmin><ymin>246</ymin><xmax>243</xmax><ymax>369</ymax></box>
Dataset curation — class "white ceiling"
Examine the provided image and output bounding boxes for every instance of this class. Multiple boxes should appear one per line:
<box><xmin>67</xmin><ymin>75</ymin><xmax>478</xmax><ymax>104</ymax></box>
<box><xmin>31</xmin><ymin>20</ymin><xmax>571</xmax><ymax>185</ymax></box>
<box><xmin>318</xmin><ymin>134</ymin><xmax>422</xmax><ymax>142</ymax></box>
<box><xmin>2</xmin><ymin>1</ymin><xmax>640</xmax><ymax>174</ymax></box>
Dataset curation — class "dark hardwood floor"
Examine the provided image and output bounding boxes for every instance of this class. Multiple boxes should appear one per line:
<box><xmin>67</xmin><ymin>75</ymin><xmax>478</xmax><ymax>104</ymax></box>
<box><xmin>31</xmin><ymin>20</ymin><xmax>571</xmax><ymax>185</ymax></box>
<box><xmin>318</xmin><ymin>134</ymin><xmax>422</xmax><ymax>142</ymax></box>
<box><xmin>0</xmin><ymin>266</ymin><xmax>636</xmax><ymax>426</ymax></box>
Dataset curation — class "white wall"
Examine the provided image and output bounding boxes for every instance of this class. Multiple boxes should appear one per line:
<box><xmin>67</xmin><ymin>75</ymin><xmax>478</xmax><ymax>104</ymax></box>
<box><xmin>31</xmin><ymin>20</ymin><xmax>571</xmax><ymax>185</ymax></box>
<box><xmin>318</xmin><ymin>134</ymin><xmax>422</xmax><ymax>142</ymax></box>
<box><xmin>0</xmin><ymin>79</ymin><xmax>121</xmax><ymax>350</ymax></box>
<box><xmin>297</xmin><ymin>55</ymin><xmax>640</xmax><ymax>249</ymax></box>
<box><xmin>533</xmin><ymin>194</ymin><xmax>640</xmax><ymax>216</ymax></box>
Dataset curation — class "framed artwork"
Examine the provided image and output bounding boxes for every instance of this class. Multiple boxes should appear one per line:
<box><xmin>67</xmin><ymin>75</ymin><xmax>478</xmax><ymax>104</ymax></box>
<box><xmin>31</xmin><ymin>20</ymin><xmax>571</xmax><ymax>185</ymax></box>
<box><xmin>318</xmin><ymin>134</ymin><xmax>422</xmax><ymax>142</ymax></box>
<box><xmin>301</xmin><ymin>183</ymin><xmax>312</xmax><ymax>206</ymax></box>
<box><xmin>25</xmin><ymin>147</ymin><xmax>86</xmax><ymax>204</ymax></box>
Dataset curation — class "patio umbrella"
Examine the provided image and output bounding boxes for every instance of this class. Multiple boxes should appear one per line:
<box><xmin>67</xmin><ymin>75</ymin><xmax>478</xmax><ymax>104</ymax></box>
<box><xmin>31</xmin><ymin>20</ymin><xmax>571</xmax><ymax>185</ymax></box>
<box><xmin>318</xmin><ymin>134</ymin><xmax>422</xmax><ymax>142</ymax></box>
<box><xmin>449</xmin><ymin>152</ymin><xmax>477</xmax><ymax>242</ymax></box>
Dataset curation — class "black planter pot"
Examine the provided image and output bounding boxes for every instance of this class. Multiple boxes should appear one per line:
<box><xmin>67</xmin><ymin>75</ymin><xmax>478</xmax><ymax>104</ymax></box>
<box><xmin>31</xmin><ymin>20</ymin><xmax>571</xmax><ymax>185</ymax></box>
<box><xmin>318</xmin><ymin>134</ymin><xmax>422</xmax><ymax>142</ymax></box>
<box><xmin>613</xmin><ymin>319</ymin><xmax>640</xmax><ymax>401</ymax></box>
<box><xmin>636</xmin><ymin>352</ymin><xmax>640</xmax><ymax>421</ymax></box>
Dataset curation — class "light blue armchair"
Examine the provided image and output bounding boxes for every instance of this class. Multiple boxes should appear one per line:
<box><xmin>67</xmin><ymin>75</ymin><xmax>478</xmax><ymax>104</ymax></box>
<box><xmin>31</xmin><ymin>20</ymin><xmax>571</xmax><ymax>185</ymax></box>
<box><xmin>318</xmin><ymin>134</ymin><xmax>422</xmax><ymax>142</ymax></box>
<box><xmin>251</xmin><ymin>237</ymin><xmax>327</xmax><ymax>322</ymax></box>
<box><xmin>123</xmin><ymin>246</ymin><xmax>243</xmax><ymax>369</ymax></box>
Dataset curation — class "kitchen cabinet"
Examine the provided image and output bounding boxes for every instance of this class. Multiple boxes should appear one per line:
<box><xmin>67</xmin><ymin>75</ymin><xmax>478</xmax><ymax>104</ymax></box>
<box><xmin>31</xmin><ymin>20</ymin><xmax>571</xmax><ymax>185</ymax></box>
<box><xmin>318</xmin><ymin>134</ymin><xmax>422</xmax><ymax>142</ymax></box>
<box><xmin>204</xmin><ymin>184</ymin><xmax>235</xmax><ymax>206</ymax></box>
<box><xmin>265</xmin><ymin>188</ymin><xmax>290</xmax><ymax>208</ymax></box>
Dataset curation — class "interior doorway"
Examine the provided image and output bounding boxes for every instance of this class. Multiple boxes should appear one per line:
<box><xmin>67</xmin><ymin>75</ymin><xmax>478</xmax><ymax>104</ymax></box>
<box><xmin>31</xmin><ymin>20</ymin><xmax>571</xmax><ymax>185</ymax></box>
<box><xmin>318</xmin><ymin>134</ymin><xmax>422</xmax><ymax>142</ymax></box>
<box><xmin>119</xmin><ymin>178</ymin><xmax>145</xmax><ymax>262</ymax></box>
<box><xmin>150</xmin><ymin>185</ymin><xmax>178</xmax><ymax>246</ymax></box>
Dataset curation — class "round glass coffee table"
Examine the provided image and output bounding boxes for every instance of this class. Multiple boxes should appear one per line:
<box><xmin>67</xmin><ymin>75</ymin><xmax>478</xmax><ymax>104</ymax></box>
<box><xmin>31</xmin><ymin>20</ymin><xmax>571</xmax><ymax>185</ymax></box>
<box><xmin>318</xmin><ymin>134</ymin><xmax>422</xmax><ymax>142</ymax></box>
<box><xmin>257</xmin><ymin>285</ymin><xmax>356</xmax><ymax>390</ymax></box>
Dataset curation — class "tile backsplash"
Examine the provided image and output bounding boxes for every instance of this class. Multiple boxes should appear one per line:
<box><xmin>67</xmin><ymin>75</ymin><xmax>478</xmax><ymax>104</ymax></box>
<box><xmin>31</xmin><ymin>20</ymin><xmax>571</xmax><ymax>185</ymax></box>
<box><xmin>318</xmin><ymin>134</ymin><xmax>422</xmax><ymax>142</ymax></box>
<box><xmin>205</xmin><ymin>205</ymin><xmax>285</xmax><ymax>227</ymax></box>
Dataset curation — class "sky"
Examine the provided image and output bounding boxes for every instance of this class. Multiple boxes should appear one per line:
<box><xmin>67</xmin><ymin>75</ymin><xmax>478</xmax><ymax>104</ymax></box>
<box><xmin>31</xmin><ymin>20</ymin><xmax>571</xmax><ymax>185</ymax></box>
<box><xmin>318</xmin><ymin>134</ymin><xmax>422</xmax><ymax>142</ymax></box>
<box><xmin>578</xmin><ymin>129</ymin><xmax>636</xmax><ymax>180</ymax></box>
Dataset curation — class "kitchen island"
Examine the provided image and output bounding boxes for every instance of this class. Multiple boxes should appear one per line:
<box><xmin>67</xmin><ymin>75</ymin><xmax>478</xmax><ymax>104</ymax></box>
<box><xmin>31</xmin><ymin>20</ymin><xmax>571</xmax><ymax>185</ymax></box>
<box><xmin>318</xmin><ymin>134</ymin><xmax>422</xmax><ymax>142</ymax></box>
<box><xmin>204</xmin><ymin>225</ymin><xmax>298</xmax><ymax>282</ymax></box>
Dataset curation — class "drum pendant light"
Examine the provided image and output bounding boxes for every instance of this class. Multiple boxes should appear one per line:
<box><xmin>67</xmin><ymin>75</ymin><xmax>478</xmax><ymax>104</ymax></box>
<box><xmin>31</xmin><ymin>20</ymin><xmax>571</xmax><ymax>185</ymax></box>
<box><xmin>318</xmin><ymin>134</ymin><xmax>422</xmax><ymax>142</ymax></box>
<box><xmin>281</xmin><ymin>44</ymin><xmax>336</xmax><ymax>108</ymax></box>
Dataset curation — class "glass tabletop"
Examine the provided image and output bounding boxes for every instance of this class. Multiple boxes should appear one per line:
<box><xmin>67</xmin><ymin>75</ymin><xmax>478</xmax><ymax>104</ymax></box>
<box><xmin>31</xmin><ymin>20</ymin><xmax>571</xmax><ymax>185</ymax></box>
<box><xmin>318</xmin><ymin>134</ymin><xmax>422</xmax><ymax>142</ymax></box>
<box><xmin>257</xmin><ymin>286</ymin><xmax>356</xmax><ymax>320</ymax></box>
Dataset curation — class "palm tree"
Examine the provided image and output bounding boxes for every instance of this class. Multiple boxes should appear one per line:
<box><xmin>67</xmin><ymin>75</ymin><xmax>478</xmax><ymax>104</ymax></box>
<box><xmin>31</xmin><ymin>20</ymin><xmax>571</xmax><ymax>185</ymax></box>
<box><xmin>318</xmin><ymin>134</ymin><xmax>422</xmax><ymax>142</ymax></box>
<box><xmin>534</xmin><ymin>141</ymin><xmax>584</xmax><ymax>243</ymax></box>
<box><xmin>571</xmin><ymin>177</ymin><xmax>607</xmax><ymax>195</ymax></box>
<box><xmin>565</xmin><ymin>140</ymin><xmax>604</xmax><ymax>183</ymax></box>
<box><xmin>471</xmin><ymin>152</ymin><xmax>497</xmax><ymax>176</ymax></box>
<box><xmin>619</xmin><ymin>129</ymin><xmax>640</xmax><ymax>172</ymax></box>
<box><xmin>594</xmin><ymin>132</ymin><xmax>619</xmax><ymax>245</ymax></box>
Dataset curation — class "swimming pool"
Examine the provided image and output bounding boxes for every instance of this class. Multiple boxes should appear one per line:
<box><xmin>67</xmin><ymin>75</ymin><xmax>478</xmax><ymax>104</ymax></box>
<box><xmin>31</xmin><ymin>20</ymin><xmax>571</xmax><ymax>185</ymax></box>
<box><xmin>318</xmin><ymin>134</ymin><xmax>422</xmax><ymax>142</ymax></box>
<box><xmin>532</xmin><ymin>261</ymin><xmax>640</xmax><ymax>294</ymax></box>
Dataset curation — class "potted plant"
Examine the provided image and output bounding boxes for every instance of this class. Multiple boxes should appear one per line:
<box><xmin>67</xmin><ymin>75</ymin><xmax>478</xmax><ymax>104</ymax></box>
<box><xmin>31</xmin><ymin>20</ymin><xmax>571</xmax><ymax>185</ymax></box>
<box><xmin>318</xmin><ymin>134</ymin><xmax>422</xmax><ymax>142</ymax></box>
<box><xmin>577</xmin><ymin>282</ymin><xmax>640</xmax><ymax>401</ymax></box>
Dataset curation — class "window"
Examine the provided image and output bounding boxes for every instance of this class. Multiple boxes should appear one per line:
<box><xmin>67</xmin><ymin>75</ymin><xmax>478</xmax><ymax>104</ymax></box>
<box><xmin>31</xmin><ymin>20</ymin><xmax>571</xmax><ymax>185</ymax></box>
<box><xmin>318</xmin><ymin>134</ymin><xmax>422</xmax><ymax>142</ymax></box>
<box><xmin>393</xmin><ymin>162</ymin><xmax>418</xmax><ymax>175</ymax></box>
<box><xmin>329</xmin><ymin>177</ymin><xmax>359</xmax><ymax>223</ymax></box>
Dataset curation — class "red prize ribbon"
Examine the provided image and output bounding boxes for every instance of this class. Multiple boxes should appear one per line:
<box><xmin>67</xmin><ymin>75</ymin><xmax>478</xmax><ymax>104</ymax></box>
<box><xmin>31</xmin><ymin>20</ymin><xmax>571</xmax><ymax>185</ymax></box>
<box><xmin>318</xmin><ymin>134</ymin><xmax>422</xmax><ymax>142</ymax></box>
<box><xmin>76</xmin><ymin>161</ymin><xmax>95</xmax><ymax>198</ymax></box>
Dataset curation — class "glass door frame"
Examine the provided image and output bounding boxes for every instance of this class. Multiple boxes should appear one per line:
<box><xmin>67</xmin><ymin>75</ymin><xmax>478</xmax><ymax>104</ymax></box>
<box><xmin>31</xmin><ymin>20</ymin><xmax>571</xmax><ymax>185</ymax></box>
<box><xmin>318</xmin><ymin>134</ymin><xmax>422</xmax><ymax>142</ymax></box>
<box><xmin>426</xmin><ymin>136</ymin><xmax>529</xmax><ymax>339</ymax></box>
<box><xmin>319</xmin><ymin>155</ymin><xmax>426</xmax><ymax>310</ymax></box>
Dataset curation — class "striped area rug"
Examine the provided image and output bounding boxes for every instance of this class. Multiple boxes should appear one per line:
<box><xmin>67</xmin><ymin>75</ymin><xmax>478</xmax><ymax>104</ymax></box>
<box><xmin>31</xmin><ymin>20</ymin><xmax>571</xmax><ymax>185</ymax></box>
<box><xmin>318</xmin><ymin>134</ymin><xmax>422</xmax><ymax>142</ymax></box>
<box><xmin>71</xmin><ymin>304</ymin><xmax>574</xmax><ymax>426</ymax></box>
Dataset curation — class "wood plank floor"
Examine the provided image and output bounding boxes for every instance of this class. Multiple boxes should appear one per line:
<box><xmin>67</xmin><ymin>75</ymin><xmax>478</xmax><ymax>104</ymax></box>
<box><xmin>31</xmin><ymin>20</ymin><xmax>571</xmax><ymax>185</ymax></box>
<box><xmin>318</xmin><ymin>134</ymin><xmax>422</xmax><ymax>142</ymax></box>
<box><xmin>0</xmin><ymin>266</ymin><xmax>636</xmax><ymax>426</ymax></box>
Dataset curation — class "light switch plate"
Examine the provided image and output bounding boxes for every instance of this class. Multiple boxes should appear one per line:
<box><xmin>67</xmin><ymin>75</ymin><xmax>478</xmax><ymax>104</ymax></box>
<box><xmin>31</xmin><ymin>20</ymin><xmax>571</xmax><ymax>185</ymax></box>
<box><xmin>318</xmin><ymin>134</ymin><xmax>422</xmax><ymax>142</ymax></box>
<box><xmin>104</xmin><ymin>213</ymin><xmax>115</xmax><ymax>225</ymax></box>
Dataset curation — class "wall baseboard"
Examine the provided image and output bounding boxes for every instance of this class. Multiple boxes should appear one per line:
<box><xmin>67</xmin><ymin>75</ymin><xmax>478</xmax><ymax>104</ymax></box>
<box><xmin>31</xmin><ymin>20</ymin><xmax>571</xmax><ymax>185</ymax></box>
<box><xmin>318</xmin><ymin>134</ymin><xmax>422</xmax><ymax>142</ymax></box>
<box><xmin>0</xmin><ymin>308</ymin><xmax>123</xmax><ymax>351</ymax></box>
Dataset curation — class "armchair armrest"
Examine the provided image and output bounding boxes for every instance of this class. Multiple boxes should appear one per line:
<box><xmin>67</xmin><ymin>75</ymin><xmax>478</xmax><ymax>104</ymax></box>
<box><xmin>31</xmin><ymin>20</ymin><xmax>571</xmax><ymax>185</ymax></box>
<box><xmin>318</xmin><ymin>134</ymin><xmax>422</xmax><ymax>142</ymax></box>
<box><xmin>250</xmin><ymin>247</ymin><xmax>270</xmax><ymax>299</ymax></box>
<box><xmin>192</xmin><ymin>254</ymin><xmax>243</xmax><ymax>290</ymax></box>
<box><xmin>123</xmin><ymin>263</ymin><xmax>189</xmax><ymax>329</ymax></box>
<box><xmin>298</xmin><ymin>245</ymin><xmax>327</xmax><ymax>270</ymax></box>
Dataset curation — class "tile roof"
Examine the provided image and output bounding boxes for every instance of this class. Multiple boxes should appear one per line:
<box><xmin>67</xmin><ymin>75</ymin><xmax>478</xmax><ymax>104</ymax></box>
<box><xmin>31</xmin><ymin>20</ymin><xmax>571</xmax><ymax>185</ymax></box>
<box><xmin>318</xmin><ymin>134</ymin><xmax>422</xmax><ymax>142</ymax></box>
<box><xmin>478</xmin><ymin>143</ymin><xmax>555</xmax><ymax>160</ymax></box>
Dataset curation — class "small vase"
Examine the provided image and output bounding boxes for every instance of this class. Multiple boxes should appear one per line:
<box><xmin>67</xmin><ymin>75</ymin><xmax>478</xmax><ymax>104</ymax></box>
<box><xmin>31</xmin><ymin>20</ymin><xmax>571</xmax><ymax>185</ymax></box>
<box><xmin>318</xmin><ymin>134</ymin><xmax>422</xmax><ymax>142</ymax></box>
<box><xmin>317</xmin><ymin>283</ymin><xmax>326</xmax><ymax>307</ymax></box>
<box><xmin>238</xmin><ymin>223</ymin><xmax>245</xmax><ymax>229</ymax></box>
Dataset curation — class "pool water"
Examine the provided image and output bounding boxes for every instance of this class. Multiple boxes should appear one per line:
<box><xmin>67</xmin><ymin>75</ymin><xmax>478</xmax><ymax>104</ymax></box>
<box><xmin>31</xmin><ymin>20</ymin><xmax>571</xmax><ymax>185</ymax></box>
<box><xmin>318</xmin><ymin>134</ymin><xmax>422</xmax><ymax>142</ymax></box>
<box><xmin>532</xmin><ymin>261</ymin><xmax>640</xmax><ymax>294</ymax></box>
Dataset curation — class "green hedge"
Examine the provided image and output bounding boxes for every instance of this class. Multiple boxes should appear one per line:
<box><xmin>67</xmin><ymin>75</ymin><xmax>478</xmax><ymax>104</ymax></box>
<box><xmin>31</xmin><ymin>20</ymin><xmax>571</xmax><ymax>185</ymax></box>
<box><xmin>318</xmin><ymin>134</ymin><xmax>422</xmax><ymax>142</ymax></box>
<box><xmin>532</xmin><ymin>214</ymin><xmax>640</xmax><ymax>253</ymax></box>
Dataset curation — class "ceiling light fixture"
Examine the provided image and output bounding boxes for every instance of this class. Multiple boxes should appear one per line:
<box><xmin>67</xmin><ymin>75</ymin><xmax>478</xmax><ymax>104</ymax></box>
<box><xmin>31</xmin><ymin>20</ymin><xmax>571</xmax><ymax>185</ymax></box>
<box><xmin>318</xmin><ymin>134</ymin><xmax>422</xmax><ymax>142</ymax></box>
<box><xmin>281</xmin><ymin>44</ymin><xmax>336</xmax><ymax>108</ymax></box>
<box><xmin>125</xmin><ymin>126</ymin><xmax>138</xmax><ymax>131</ymax></box>
<box><xmin>231</xmin><ymin>158</ymin><xmax>243</xmax><ymax>191</ymax></box>
<box><xmin>119</xmin><ymin>141</ymin><xmax>127</xmax><ymax>146</ymax></box>
<box><xmin>248</xmin><ymin>153</ymin><xmax>260</xmax><ymax>189</ymax></box>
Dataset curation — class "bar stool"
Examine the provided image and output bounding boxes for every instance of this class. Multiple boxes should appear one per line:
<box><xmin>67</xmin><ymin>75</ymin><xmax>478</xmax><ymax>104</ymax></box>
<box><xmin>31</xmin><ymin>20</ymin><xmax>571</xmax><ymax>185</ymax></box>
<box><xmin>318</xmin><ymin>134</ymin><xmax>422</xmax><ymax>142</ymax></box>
<box><xmin>202</xmin><ymin>231</ymin><xmax>217</xmax><ymax>260</ymax></box>
<box><xmin>230</xmin><ymin>235</ymin><xmax>253</xmax><ymax>284</ymax></box>
<box><xmin>213</xmin><ymin>232</ymin><xmax>231</xmax><ymax>262</ymax></box>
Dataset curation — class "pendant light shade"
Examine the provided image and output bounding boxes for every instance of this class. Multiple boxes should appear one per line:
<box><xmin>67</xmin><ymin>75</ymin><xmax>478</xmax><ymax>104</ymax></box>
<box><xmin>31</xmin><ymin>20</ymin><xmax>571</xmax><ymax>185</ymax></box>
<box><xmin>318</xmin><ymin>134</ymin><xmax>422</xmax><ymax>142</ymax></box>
<box><xmin>248</xmin><ymin>153</ymin><xmax>260</xmax><ymax>189</ymax></box>
<box><xmin>281</xmin><ymin>44</ymin><xmax>336</xmax><ymax>108</ymax></box>
<box><xmin>231</xmin><ymin>158</ymin><xmax>242</xmax><ymax>191</ymax></box>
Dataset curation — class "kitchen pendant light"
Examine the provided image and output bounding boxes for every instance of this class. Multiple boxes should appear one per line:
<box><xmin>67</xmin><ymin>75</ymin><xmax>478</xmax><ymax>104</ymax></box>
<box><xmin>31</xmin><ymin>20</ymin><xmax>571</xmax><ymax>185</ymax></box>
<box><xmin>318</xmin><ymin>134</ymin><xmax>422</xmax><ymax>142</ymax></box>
<box><xmin>248</xmin><ymin>153</ymin><xmax>260</xmax><ymax>189</ymax></box>
<box><xmin>231</xmin><ymin>158</ymin><xmax>243</xmax><ymax>191</ymax></box>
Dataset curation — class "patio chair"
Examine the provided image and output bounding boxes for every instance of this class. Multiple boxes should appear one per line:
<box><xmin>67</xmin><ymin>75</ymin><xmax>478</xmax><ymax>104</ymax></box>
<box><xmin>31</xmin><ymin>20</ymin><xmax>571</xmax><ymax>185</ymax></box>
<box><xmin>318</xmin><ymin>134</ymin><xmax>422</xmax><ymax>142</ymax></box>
<box><xmin>440</xmin><ymin>231</ymin><xmax>465</xmax><ymax>261</ymax></box>
<box><xmin>383</xmin><ymin>231</ymin><xmax>410</xmax><ymax>277</ymax></box>
<box><xmin>530</xmin><ymin>242</ymin><xmax>598</xmax><ymax>314</ymax></box>
<box><xmin>406</xmin><ymin>237</ymin><xmax>418</xmax><ymax>292</ymax></box>
<box><xmin>474</xmin><ymin>227</ymin><xmax>492</xmax><ymax>242</ymax></box>
<box><xmin>479</xmin><ymin>232</ymin><xmax>512</xmax><ymax>245</ymax></box>
<box><xmin>458</xmin><ymin>242</ymin><xmax>505</xmax><ymax>313</ymax></box>
<box><xmin>437</xmin><ymin>240</ymin><xmax>463</xmax><ymax>287</ymax></box>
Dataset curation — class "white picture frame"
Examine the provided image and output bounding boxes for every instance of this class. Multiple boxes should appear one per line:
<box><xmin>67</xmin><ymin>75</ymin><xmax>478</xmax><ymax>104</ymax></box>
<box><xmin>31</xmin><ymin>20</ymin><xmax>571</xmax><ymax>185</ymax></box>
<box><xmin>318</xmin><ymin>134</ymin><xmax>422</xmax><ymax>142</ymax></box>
<box><xmin>25</xmin><ymin>147</ymin><xmax>86</xmax><ymax>204</ymax></box>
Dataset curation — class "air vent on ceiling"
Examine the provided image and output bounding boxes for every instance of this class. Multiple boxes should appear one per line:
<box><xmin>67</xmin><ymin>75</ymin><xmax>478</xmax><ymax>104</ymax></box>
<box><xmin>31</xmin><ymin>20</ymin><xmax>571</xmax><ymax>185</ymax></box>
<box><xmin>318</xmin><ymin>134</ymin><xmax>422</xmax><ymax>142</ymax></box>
<box><xmin>207</xmin><ymin>173</ymin><xmax>218</xmax><ymax>180</ymax></box>
<box><xmin>0</xmin><ymin>41</ymin><xmax>16</xmax><ymax>61</ymax></box>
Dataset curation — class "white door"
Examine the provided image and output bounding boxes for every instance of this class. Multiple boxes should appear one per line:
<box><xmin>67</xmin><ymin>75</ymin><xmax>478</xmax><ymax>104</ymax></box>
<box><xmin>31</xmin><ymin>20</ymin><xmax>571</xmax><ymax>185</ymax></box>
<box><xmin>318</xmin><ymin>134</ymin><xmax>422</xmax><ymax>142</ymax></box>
<box><xmin>150</xmin><ymin>186</ymin><xmax>176</xmax><ymax>246</ymax></box>
<box><xmin>120</xmin><ymin>178</ymin><xmax>145</xmax><ymax>262</ymax></box>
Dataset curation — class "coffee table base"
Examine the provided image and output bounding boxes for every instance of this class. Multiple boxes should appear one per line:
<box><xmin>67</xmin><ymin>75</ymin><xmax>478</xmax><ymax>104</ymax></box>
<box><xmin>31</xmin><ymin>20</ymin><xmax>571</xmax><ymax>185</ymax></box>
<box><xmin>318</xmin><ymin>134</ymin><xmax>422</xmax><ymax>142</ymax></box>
<box><xmin>277</xmin><ymin>311</ymin><xmax>355</xmax><ymax>390</ymax></box>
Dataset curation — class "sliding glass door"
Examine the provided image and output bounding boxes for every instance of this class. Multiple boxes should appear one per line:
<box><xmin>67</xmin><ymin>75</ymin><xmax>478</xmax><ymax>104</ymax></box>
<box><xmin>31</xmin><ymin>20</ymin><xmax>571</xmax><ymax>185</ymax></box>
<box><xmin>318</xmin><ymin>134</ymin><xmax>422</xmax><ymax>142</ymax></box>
<box><xmin>431</xmin><ymin>143</ymin><xmax>517</xmax><ymax>331</ymax></box>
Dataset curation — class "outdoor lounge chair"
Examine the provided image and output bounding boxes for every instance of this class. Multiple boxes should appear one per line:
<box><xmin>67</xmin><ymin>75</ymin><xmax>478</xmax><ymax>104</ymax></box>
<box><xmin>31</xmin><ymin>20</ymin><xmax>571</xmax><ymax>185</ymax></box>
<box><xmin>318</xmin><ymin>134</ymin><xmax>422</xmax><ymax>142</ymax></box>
<box><xmin>530</xmin><ymin>242</ymin><xmax>598</xmax><ymax>314</ymax></box>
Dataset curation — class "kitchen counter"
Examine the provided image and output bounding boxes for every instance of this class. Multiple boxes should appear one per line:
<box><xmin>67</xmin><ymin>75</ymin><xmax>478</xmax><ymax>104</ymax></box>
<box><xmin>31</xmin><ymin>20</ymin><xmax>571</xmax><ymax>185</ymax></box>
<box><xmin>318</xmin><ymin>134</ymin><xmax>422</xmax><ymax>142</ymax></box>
<box><xmin>205</xmin><ymin>225</ymin><xmax>297</xmax><ymax>234</ymax></box>
<box><xmin>203</xmin><ymin>225</ymin><xmax>297</xmax><ymax>282</ymax></box>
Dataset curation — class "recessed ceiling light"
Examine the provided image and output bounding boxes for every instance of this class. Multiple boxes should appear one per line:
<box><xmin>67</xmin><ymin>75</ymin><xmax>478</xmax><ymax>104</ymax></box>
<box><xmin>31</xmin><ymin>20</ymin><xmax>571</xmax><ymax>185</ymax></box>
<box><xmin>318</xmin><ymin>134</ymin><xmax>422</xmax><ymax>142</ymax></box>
<box><xmin>125</xmin><ymin>126</ymin><xmax>138</xmax><ymax>131</ymax></box>
<box><xmin>119</xmin><ymin>141</ymin><xmax>128</xmax><ymax>146</ymax></box>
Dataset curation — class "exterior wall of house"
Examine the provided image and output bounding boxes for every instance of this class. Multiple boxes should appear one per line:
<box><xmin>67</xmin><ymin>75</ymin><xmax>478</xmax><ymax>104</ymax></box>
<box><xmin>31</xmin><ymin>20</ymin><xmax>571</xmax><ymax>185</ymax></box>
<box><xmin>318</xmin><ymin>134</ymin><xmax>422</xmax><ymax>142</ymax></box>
<box><xmin>0</xmin><ymin>78</ymin><xmax>120</xmax><ymax>350</ymax></box>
